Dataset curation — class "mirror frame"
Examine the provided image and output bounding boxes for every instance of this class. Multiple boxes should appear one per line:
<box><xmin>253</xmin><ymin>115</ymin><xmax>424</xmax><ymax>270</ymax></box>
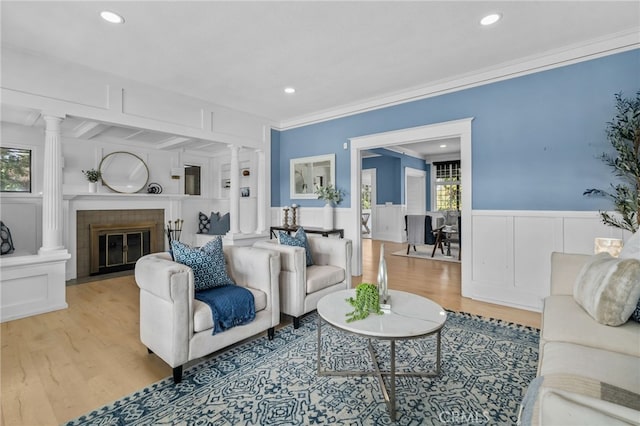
<box><xmin>290</xmin><ymin>153</ymin><xmax>335</xmax><ymax>199</ymax></box>
<box><xmin>99</xmin><ymin>151</ymin><xmax>149</xmax><ymax>194</ymax></box>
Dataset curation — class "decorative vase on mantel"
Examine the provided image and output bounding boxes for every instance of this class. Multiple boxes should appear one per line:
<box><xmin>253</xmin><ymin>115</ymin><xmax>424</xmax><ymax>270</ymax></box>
<box><xmin>88</xmin><ymin>182</ymin><xmax>97</xmax><ymax>193</ymax></box>
<box><xmin>323</xmin><ymin>201</ymin><xmax>334</xmax><ymax>230</ymax></box>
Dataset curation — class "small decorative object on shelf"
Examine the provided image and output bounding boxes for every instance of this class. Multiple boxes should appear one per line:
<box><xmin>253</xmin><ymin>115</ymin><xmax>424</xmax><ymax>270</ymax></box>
<box><xmin>166</xmin><ymin>219</ymin><xmax>184</xmax><ymax>246</ymax></box>
<box><xmin>82</xmin><ymin>168</ymin><xmax>101</xmax><ymax>193</ymax></box>
<box><xmin>241</xmin><ymin>187</ymin><xmax>250</xmax><ymax>197</ymax></box>
<box><xmin>291</xmin><ymin>203</ymin><xmax>298</xmax><ymax>227</ymax></box>
<box><xmin>345</xmin><ymin>283</ymin><xmax>383</xmax><ymax>322</ymax></box>
<box><xmin>147</xmin><ymin>182</ymin><xmax>163</xmax><ymax>194</ymax></box>
<box><xmin>378</xmin><ymin>243</ymin><xmax>390</xmax><ymax>310</ymax></box>
<box><xmin>282</xmin><ymin>206</ymin><xmax>290</xmax><ymax>227</ymax></box>
<box><xmin>242</xmin><ymin>168</ymin><xmax>250</xmax><ymax>176</ymax></box>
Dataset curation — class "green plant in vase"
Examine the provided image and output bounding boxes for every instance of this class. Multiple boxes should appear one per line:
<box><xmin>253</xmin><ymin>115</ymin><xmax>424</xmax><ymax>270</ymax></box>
<box><xmin>82</xmin><ymin>168</ymin><xmax>101</xmax><ymax>183</ymax></box>
<box><xmin>345</xmin><ymin>283</ymin><xmax>383</xmax><ymax>322</ymax></box>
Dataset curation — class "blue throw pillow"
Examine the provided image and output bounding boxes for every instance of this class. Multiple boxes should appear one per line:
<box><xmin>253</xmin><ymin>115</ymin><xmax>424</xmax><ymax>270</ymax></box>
<box><xmin>170</xmin><ymin>238</ymin><xmax>235</xmax><ymax>291</ymax></box>
<box><xmin>278</xmin><ymin>227</ymin><xmax>314</xmax><ymax>266</ymax></box>
<box><xmin>209</xmin><ymin>212</ymin><xmax>230</xmax><ymax>235</ymax></box>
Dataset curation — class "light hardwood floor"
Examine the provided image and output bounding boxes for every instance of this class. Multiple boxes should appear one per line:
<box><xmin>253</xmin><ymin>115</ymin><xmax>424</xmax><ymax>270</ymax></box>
<box><xmin>1</xmin><ymin>238</ymin><xmax>540</xmax><ymax>425</ymax></box>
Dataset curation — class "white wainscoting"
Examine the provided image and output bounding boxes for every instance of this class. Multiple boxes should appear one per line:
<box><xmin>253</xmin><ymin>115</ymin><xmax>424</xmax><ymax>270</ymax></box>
<box><xmin>465</xmin><ymin>210</ymin><xmax>630</xmax><ymax>312</ymax></box>
<box><xmin>372</xmin><ymin>204</ymin><xmax>406</xmax><ymax>243</ymax></box>
<box><xmin>0</xmin><ymin>251</ymin><xmax>70</xmax><ymax>322</ymax></box>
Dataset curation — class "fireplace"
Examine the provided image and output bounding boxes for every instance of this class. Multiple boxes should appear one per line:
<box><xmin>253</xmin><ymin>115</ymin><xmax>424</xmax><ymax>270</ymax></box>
<box><xmin>90</xmin><ymin>223</ymin><xmax>154</xmax><ymax>275</ymax></box>
<box><xmin>76</xmin><ymin>209</ymin><xmax>164</xmax><ymax>278</ymax></box>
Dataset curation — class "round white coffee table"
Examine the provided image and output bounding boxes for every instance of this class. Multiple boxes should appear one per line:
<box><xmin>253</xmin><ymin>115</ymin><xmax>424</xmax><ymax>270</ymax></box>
<box><xmin>316</xmin><ymin>289</ymin><xmax>447</xmax><ymax>421</ymax></box>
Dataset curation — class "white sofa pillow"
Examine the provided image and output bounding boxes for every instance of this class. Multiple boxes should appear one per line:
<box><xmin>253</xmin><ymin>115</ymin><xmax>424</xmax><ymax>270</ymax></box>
<box><xmin>620</xmin><ymin>231</ymin><xmax>640</xmax><ymax>260</ymax></box>
<box><xmin>573</xmin><ymin>252</ymin><xmax>640</xmax><ymax>326</ymax></box>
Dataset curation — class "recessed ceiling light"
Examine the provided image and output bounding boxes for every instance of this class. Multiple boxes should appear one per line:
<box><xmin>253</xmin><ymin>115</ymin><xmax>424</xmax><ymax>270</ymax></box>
<box><xmin>101</xmin><ymin>11</ymin><xmax>125</xmax><ymax>24</ymax></box>
<box><xmin>284</xmin><ymin>87</ymin><xmax>296</xmax><ymax>94</ymax></box>
<box><xmin>440</xmin><ymin>144</ymin><xmax>447</xmax><ymax>148</ymax></box>
<box><xmin>480</xmin><ymin>13</ymin><xmax>501</xmax><ymax>26</ymax></box>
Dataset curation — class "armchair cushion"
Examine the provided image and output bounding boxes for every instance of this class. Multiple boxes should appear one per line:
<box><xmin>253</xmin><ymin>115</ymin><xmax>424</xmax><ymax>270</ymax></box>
<box><xmin>170</xmin><ymin>238</ymin><xmax>234</xmax><ymax>291</ymax></box>
<box><xmin>278</xmin><ymin>228</ymin><xmax>314</xmax><ymax>266</ymax></box>
<box><xmin>307</xmin><ymin>265</ymin><xmax>345</xmax><ymax>293</ymax></box>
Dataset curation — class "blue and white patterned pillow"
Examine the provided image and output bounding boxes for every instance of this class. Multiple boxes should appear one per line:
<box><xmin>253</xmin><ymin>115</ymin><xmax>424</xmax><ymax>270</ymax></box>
<box><xmin>170</xmin><ymin>238</ymin><xmax>235</xmax><ymax>291</ymax></box>
<box><xmin>198</xmin><ymin>212</ymin><xmax>210</xmax><ymax>234</ymax></box>
<box><xmin>278</xmin><ymin>227</ymin><xmax>314</xmax><ymax>266</ymax></box>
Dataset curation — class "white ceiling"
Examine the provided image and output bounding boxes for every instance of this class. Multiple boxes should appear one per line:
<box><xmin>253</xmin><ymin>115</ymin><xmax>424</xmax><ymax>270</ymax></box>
<box><xmin>1</xmin><ymin>1</ymin><xmax>639</xmax><ymax>156</ymax></box>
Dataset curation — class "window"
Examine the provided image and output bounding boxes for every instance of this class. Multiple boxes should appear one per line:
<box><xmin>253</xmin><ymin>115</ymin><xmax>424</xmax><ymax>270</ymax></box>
<box><xmin>184</xmin><ymin>165</ymin><xmax>201</xmax><ymax>196</ymax></box>
<box><xmin>434</xmin><ymin>160</ymin><xmax>460</xmax><ymax>210</ymax></box>
<box><xmin>1</xmin><ymin>147</ymin><xmax>32</xmax><ymax>192</ymax></box>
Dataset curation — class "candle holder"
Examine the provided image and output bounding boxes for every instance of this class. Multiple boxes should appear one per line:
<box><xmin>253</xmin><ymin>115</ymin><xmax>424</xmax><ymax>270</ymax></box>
<box><xmin>166</xmin><ymin>219</ymin><xmax>184</xmax><ymax>246</ymax></box>
<box><xmin>283</xmin><ymin>207</ymin><xmax>290</xmax><ymax>228</ymax></box>
<box><xmin>291</xmin><ymin>205</ymin><xmax>298</xmax><ymax>228</ymax></box>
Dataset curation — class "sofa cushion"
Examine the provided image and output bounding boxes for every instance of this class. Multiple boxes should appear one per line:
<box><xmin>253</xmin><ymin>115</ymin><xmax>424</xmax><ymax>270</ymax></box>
<box><xmin>573</xmin><ymin>252</ymin><xmax>640</xmax><ymax>326</ymax></box>
<box><xmin>0</xmin><ymin>221</ymin><xmax>15</xmax><ymax>255</ymax></box>
<box><xmin>193</xmin><ymin>287</ymin><xmax>267</xmax><ymax>333</ymax></box>
<box><xmin>208</xmin><ymin>212</ymin><xmax>230</xmax><ymax>235</ymax></box>
<box><xmin>306</xmin><ymin>265</ymin><xmax>345</xmax><ymax>294</ymax></box>
<box><xmin>198</xmin><ymin>211</ymin><xmax>210</xmax><ymax>233</ymax></box>
<box><xmin>541</xmin><ymin>295</ymin><xmax>640</xmax><ymax>357</ymax></box>
<box><xmin>539</xmin><ymin>341</ymin><xmax>640</xmax><ymax>394</ymax></box>
<box><xmin>171</xmin><ymin>238</ymin><xmax>235</xmax><ymax>291</ymax></box>
<box><xmin>278</xmin><ymin>228</ymin><xmax>314</xmax><ymax>266</ymax></box>
<box><xmin>619</xmin><ymin>231</ymin><xmax>640</xmax><ymax>260</ymax></box>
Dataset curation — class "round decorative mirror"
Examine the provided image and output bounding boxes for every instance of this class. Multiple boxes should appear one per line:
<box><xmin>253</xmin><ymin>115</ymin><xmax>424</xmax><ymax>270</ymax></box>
<box><xmin>99</xmin><ymin>151</ymin><xmax>149</xmax><ymax>194</ymax></box>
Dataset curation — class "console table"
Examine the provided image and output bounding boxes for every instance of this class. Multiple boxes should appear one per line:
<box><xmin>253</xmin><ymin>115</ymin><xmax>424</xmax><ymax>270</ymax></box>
<box><xmin>270</xmin><ymin>226</ymin><xmax>344</xmax><ymax>239</ymax></box>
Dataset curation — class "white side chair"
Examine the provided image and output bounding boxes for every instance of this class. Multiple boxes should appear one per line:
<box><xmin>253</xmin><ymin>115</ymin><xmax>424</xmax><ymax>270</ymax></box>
<box><xmin>134</xmin><ymin>246</ymin><xmax>280</xmax><ymax>383</ymax></box>
<box><xmin>254</xmin><ymin>236</ymin><xmax>352</xmax><ymax>328</ymax></box>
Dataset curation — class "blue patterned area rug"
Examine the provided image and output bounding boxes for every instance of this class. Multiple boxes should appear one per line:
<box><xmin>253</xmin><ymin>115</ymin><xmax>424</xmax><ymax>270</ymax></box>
<box><xmin>65</xmin><ymin>312</ymin><xmax>539</xmax><ymax>425</ymax></box>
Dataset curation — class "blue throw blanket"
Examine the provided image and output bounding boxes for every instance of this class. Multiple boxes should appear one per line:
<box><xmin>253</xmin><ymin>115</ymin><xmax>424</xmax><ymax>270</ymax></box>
<box><xmin>195</xmin><ymin>285</ymin><xmax>256</xmax><ymax>335</ymax></box>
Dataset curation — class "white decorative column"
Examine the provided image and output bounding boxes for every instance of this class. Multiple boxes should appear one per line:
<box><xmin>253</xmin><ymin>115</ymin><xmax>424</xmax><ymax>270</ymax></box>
<box><xmin>256</xmin><ymin>149</ymin><xmax>266</xmax><ymax>233</ymax></box>
<box><xmin>39</xmin><ymin>115</ymin><xmax>66</xmax><ymax>253</ymax></box>
<box><xmin>228</xmin><ymin>145</ymin><xmax>241</xmax><ymax>235</ymax></box>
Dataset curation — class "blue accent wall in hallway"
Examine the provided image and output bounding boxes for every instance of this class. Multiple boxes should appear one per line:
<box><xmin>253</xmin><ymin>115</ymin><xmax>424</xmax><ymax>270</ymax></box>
<box><xmin>273</xmin><ymin>49</ymin><xmax>639</xmax><ymax>210</ymax></box>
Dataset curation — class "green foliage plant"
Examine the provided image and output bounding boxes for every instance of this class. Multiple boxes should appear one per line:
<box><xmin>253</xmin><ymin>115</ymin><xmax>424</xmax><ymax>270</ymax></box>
<box><xmin>345</xmin><ymin>283</ymin><xmax>383</xmax><ymax>323</ymax></box>
<box><xmin>82</xmin><ymin>168</ymin><xmax>101</xmax><ymax>183</ymax></box>
<box><xmin>584</xmin><ymin>90</ymin><xmax>640</xmax><ymax>233</ymax></box>
<box><xmin>315</xmin><ymin>183</ymin><xmax>343</xmax><ymax>205</ymax></box>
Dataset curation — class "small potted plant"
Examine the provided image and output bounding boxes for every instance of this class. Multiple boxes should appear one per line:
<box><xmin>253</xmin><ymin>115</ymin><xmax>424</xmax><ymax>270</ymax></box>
<box><xmin>315</xmin><ymin>184</ymin><xmax>343</xmax><ymax>230</ymax></box>
<box><xmin>82</xmin><ymin>168</ymin><xmax>101</xmax><ymax>193</ymax></box>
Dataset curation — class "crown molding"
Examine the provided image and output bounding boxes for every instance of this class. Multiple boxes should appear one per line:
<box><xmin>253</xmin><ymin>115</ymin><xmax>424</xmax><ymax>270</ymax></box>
<box><xmin>278</xmin><ymin>29</ymin><xmax>639</xmax><ymax>131</ymax></box>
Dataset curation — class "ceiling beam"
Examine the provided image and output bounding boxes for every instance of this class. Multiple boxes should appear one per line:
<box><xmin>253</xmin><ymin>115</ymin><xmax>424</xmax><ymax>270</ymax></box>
<box><xmin>70</xmin><ymin>121</ymin><xmax>109</xmax><ymax>140</ymax></box>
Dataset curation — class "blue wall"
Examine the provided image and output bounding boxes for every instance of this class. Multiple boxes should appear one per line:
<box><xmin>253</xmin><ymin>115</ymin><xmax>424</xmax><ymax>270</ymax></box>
<box><xmin>273</xmin><ymin>49</ymin><xmax>639</xmax><ymax>210</ymax></box>
<box><xmin>270</xmin><ymin>128</ymin><xmax>281</xmax><ymax>206</ymax></box>
<box><xmin>362</xmin><ymin>148</ymin><xmax>431</xmax><ymax>207</ymax></box>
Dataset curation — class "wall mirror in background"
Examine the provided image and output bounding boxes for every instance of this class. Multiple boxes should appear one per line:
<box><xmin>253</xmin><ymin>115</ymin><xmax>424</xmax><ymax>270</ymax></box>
<box><xmin>290</xmin><ymin>153</ymin><xmax>335</xmax><ymax>199</ymax></box>
<box><xmin>99</xmin><ymin>151</ymin><xmax>149</xmax><ymax>193</ymax></box>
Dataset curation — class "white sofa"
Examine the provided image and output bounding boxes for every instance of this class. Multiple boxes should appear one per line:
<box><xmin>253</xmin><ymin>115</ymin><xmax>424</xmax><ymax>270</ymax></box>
<box><xmin>520</xmin><ymin>252</ymin><xmax>640</xmax><ymax>425</ymax></box>
<box><xmin>254</xmin><ymin>236</ymin><xmax>352</xmax><ymax>328</ymax></box>
<box><xmin>134</xmin><ymin>246</ymin><xmax>280</xmax><ymax>383</ymax></box>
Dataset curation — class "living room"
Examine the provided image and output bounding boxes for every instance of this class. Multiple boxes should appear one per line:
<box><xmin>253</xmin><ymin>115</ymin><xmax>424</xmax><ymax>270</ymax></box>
<box><xmin>1</xmin><ymin>2</ymin><xmax>639</xmax><ymax>425</ymax></box>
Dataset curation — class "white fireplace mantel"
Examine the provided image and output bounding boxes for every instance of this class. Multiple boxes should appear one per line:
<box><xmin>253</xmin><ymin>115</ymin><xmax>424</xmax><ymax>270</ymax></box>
<box><xmin>63</xmin><ymin>192</ymin><xmax>191</xmax><ymax>201</ymax></box>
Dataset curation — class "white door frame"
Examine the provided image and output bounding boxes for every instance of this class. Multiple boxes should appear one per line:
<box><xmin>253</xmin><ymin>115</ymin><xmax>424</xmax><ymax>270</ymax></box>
<box><xmin>349</xmin><ymin>118</ymin><xmax>473</xmax><ymax>296</ymax></box>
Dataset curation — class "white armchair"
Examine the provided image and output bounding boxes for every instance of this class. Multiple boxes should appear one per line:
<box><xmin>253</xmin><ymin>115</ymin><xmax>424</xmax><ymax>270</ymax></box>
<box><xmin>254</xmin><ymin>237</ymin><xmax>352</xmax><ymax>328</ymax></box>
<box><xmin>134</xmin><ymin>246</ymin><xmax>280</xmax><ymax>383</ymax></box>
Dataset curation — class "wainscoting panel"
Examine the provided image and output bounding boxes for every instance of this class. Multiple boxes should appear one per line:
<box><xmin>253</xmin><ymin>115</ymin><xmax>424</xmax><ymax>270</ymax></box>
<box><xmin>467</xmin><ymin>210</ymin><xmax>631</xmax><ymax>312</ymax></box>
<box><xmin>471</xmin><ymin>215</ymin><xmax>513</xmax><ymax>287</ymax></box>
<box><xmin>373</xmin><ymin>204</ymin><xmax>406</xmax><ymax>243</ymax></box>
